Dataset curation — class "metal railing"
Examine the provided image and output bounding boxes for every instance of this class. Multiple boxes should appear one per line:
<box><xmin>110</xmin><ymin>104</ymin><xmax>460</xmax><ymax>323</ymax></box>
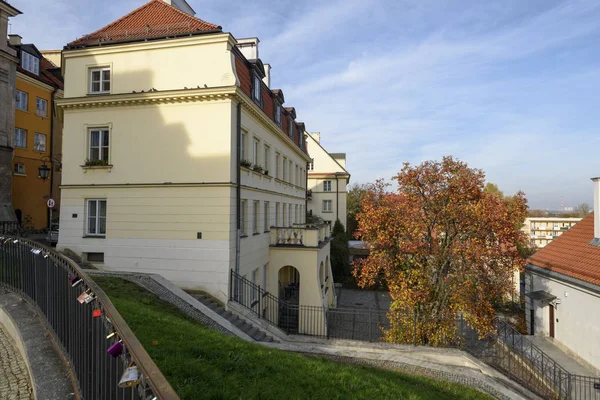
<box><xmin>0</xmin><ymin>236</ymin><xmax>179</xmax><ymax>400</ymax></box>
<box><xmin>0</xmin><ymin>221</ymin><xmax>21</xmax><ymax>235</ymax></box>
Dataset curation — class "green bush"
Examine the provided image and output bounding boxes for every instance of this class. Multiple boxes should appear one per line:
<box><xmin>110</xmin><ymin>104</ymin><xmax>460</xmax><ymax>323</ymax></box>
<box><xmin>330</xmin><ymin>219</ymin><xmax>350</xmax><ymax>281</ymax></box>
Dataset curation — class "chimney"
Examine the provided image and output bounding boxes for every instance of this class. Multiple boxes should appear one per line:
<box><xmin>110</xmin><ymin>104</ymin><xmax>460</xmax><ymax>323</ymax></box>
<box><xmin>593</xmin><ymin>177</ymin><xmax>600</xmax><ymax>245</ymax></box>
<box><xmin>263</xmin><ymin>64</ymin><xmax>271</xmax><ymax>88</ymax></box>
<box><xmin>236</xmin><ymin>37</ymin><xmax>259</xmax><ymax>60</ymax></box>
<box><xmin>311</xmin><ymin>132</ymin><xmax>321</xmax><ymax>143</ymax></box>
<box><xmin>161</xmin><ymin>0</ymin><xmax>195</xmax><ymax>15</ymax></box>
<box><xmin>8</xmin><ymin>34</ymin><xmax>22</xmax><ymax>46</ymax></box>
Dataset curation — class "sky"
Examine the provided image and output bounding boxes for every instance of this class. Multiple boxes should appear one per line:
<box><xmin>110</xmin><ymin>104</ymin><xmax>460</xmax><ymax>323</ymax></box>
<box><xmin>8</xmin><ymin>0</ymin><xmax>600</xmax><ymax>209</ymax></box>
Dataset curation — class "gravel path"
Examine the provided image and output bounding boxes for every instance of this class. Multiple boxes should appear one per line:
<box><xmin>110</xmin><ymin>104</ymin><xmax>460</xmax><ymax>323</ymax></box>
<box><xmin>0</xmin><ymin>325</ymin><xmax>33</xmax><ymax>400</ymax></box>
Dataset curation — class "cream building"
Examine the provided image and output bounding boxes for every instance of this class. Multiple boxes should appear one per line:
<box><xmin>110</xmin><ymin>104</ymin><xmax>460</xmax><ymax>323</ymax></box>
<box><xmin>56</xmin><ymin>0</ymin><xmax>335</xmax><ymax>331</ymax></box>
<box><xmin>522</xmin><ymin>217</ymin><xmax>582</xmax><ymax>248</ymax></box>
<box><xmin>306</xmin><ymin>132</ymin><xmax>350</xmax><ymax>229</ymax></box>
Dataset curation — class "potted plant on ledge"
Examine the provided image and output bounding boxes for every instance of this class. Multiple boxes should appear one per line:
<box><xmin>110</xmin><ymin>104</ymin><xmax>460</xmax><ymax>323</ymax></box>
<box><xmin>252</xmin><ymin>164</ymin><xmax>263</xmax><ymax>173</ymax></box>
<box><xmin>240</xmin><ymin>159</ymin><xmax>252</xmax><ymax>168</ymax></box>
<box><xmin>84</xmin><ymin>159</ymin><xmax>109</xmax><ymax>167</ymax></box>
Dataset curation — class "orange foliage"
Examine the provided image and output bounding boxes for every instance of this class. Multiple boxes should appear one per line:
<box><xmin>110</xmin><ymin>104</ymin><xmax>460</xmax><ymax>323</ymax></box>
<box><xmin>353</xmin><ymin>157</ymin><xmax>528</xmax><ymax>345</ymax></box>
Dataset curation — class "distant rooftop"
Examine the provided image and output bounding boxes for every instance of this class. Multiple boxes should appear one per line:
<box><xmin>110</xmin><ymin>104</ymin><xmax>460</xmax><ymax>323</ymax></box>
<box><xmin>329</xmin><ymin>153</ymin><xmax>346</xmax><ymax>159</ymax></box>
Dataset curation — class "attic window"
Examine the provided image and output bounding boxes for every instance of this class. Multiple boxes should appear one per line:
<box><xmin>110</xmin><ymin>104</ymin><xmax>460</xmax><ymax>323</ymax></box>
<box><xmin>288</xmin><ymin>118</ymin><xmax>294</xmax><ymax>140</ymax></box>
<box><xmin>21</xmin><ymin>52</ymin><xmax>39</xmax><ymax>75</ymax></box>
<box><xmin>252</xmin><ymin>74</ymin><xmax>262</xmax><ymax>108</ymax></box>
<box><xmin>274</xmin><ymin>103</ymin><xmax>281</xmax><ymax>126</ymax></box>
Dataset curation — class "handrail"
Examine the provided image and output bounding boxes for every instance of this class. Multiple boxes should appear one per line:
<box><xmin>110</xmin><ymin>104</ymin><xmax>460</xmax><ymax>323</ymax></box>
<box><xmin>0</xmin><ymin>236</ymin><xmax>179</xmax><ymax>400</ymax></box>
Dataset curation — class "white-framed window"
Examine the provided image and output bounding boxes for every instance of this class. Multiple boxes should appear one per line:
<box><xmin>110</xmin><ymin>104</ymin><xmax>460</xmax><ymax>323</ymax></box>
<box><xmin>309</xmin><ymin>158</ymin><xmax>314</xmax><ymax>170</ymax></box>
<box><xmin>33</xmin><ymin>133</ymin><xmax>46</xmax><ymax>152</ymax></box>
<box><xmin>89</xmin><ymin>128</ymin><xmax>109</xmax><ymax>162</ymax></box>
<box><xmin>253</xmin><ymin>138</ymin><xmax>259</xmax><ymax>165</ymax></box>
<box><xmin>295</xmin><ymin>165</ymin><xmax>299</xmax><ymax>186</ymax></box>
<box><xmin>14</xmin><ymin>162</ymin><xmax>25</xmax><ymax>175</ymax></box>
<box><xmin>253</xmin><ymin>200</ymin><xmax>260</xmax><ymax>234</ymax></box>
<box><xmin>90</xmin><ymin>67</ymin><xmax>111</xmax><ymax>94</ymax></box>
<box><xmin>21</xmin><ymin>52</ymin><xmax>39</xmax><ymax>75</ymax></box>
<box><xmin>240</xmin><ymin>199</ymin><xmax>247</xmax><ymax>236</ymax></box>
<box><xmin>288</xmin><ymin>160</ymin><xmax>293</xmax><ymax>183</ymax></box>
<box><xmin>300</xmin><ymin>205</ymin><xmax>304</xmax><ymax>223</ymax></box>
<box><xmin>275</xmin><ymin>103</ymin><xmax>281</xmax><ymax>126</ymax></box>
<box><xmin>288</xmin><ymin>204</ymin><xmax>292</xmax><ymax>226</ymax></box>
<box><xmin>323</xmin><ymin>200</ymin><xmax>332</xmax><ymax>212</ymax></box>
<box><xmin>288</xmin><ymin>118</ymin><xmax>294</xmax><ymax>139</ymax></box>
<box><xmin>87</xmin><ymin>199</ymin><xmax>107</xmax><ymax>236</ymax></box>
<box><xmin>295</xmin><ymin>204</ymin><xmax>298</xmax><ymax>224</ymax></box>
<box><xmin>240</xmin><ymin>131</ymin><xmax>246</xmax><ymax>161</ymax></box>
<box><xmin>264</xmin><ymin>201</ymin><xmax>270</xmax><ymax>231</ymax></box>
<box><xmin>15</xmin><ymin>90</ymin><xmax>28</xmax><ymax>111</ymax></box>
<box><xmin>36</xmin><ymin>97</ymin><xmax>47</xmax><ymax>117</ymax></box>
<box><xmin>264</xmin><ymin>145</ymin><xmax>270</xmax><ymax>172</ymax></box>
<box><xmin>282</xmin><ymin>203</ymin><xmax>286</xmax><ymax>227</ymax></box>
<box><xmin>252</xmin><ymin>74</ymin><xmax>262</xmax><ymax>106</ymax></box>
<box><xmin>324</xmin><ymin>181</ymin><xmax>332</xmax><ymax>192</ymax></box>
<box><xmin>282</xmin><ymin>157</ymin><xmax>287</xmax><ymax>181</ymax></box>
<box><xmin>14</xmin><ymin>128</ymin><xmax>26</xmax><ymax>148</ymax></box>
<box><xmin>275</xmin><ymin>202</ymin><xmax>280</xmax><ymax>226</ymax></box>
<box><xmin>275</xmin><ymin>152</ymin><xmax>280</xmax><ymax>179</ymax></box>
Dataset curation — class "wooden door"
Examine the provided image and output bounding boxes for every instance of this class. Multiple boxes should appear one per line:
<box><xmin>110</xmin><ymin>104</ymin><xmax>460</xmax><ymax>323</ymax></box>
<box><xmin>549</xmin><ymin>306</ymin><xmax>555</xmax><ymax>338</ymax></box>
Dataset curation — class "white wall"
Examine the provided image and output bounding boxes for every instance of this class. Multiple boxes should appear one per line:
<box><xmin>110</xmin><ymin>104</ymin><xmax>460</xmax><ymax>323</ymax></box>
<box><xmin>527</xmin><ymin>271</ymin><xmax>600</xmax><ymax>371</ymax></box>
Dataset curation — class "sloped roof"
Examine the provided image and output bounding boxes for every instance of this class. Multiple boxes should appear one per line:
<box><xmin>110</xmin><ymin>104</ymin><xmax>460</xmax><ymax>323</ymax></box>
<box><xmin>528</xmin><ymin>213</ymin><xmax>600</xmax><ymax>286</ymax></box>
<box><xmin>66</xmin><ymin>0</ymin><xmax>221</xmax><ymax>48</ymax></box>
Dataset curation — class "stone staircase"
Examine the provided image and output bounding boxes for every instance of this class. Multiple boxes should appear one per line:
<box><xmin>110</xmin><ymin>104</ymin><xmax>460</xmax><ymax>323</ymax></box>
<box><xmin>191</xmin><ymin>293</ymin><xmax>277</xmax><ymax>343</ymax></box>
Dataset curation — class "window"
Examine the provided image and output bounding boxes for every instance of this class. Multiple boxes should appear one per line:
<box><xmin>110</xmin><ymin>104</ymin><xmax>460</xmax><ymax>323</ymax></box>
<box><xmin>288</xmin><ymin>204</ymin><xmax>292</xmax><ymax>226</ymax></box>
<box><xmin>282</xmin><ymin>157</ymin><xmax>287</xmax><ymax>181</ymax></box>
<box><xmin>275</xmin><ymin>202</ymin><xmax>280</xmax><ymax>226</ymax></box>
<box><xmin>90</xmin><ymin>67</ymin><xmax>110</xmax><ymax>94</ymax></box>
<box><xmin>14</xmin><ymin>128</ymin><xmax>26</xmax><ymax>148</ymax></box>
<box><xmin>324</xmin><ymin>181</ymin><xmax>332</xmax><ymax>192</ymax></box>
<box><xmin>295</xmin><ymin>165</ymin><xmax>299</xmax><ymax>186</ymax></box>
<box><xmin>240</xmin><ymin>131</ymin><xmax>246</xmax><ymax>161</ymax></box>
<box><xmin>275</xmin><ymin>153</ymin><xmax>280</xmax><ymax>179</ymax></box>
<box><xmin>288</xmin><ymin>160</ymin><xmax>293</xmax><ymax>183</ymax></box>
<box><xmin>240</xmin><ymin>200</ymin><xmax>247</xmax><ymax>236</ymax></box>
<box><xmin>252</xmin><ymin>74</ymin><xmax>262</xmax><ymax>106</ymax></box>
<box><xmin>15</xmin><ymin>90</ymin><xmax>28</xmax><ymax>111</ymax></box>
<box><xmin>264</xmin><ymin>201</ymin><xmax>269</xmax><ymax>231</ymax></box>
<box><xmin>275</xmin><ymin>103</ymin><xmax>281</xmax><ymax>126</ymax></box>
<box><xmin>323</xmin><ymin>200</ymin><xmax>332</xmax><ymax>212</ymax></box>
<box><xmin>89</xmin><ymin>128</ymin><xmax>109</xmax><ymax>162</ymax></box>
<box><xmin>253</xmin><ymin>201</ymin><xmax>260</xmax><ymax>234</ymax></box>
<box><xmin>300</xmin><ymin>205</ymin><xmax>304</xmax><ymax>223</ymax></box>
<box><xmin>33</xmin><ymin>133</ymin><xmax>46</xmax><ymax>152</ymax></box>
<box><xmin>21</xmin><ymin>52</ymin><xmax>39</xmax><ymax>75</ymax></box>
<box><xmin>262</xmin><ymin>264</ymin><xmax>267</xmax><ymax>290</ymax></box>
<box><xmin>87</xmin><ymin>199</ymin><xmax>107</xmax><ymax>236</ymax></box>
<box><xmin>288</xmin><ymin>118</ymin><xmax>293</xmax><ymax>139</ymax></box>
<box><xmin>87</xmin><ymin>252</ymin><xmax>105</xmax><ymax>262</ymax></box>
<box><xmin>35</xmin><ymin>98</ymin><xmax>47</xmax><ymax>117</ymax></box>
<box><xmin>295</xmin><ymin>205</ymin><xmax>298</xmax><ymax>224</ymax></box>
<box><xmin>282</xmin><ymin>203</ymin><xmax>286</xmax><ymax>227</ymax></box>
<box><xmin>253</xmin><ymin>138</ymin><xmax>259</xmax><ymax>165</ymax></box>
<box><xmin>14</xmin><ymin>163</ymin><xmax>25</xmax><ymax>175</ymax></box>
<box><xmin>309</xmin><ymin>158</ymin><xmax>314</xmax><ymax>171</ymax></box>
<box><xmin>264</xmin><ymin>145</ymin><xmax>270</xmax><ymax>172</ymax></box>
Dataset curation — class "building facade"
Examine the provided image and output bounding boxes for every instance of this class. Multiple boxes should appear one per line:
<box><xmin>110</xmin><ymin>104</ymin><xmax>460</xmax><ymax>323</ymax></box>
<box><xmin>0</xmin><ymin>1</ymin><xmax>21</xmax><ymax>224</ymax></box>
<box><xmin>525</xmin><ymin>178</ymin><xmax>600</xmax><ymax>371</ymax></box>
<box><xmin>522</xmin><ymin>217</ymin><xmax>581</xmax><ymax>248</ymax></box>
<box><xmin>57</xmin><ymin>0</ymin><xmax>335</xmax><ymax>321</ymax></box>
<box><xmin>10</xmin><ymin>36</ymin><xmax>64</xmax><ymax>229</ymax></box>
<box><xmin>306</xmin><ymin>132</ymin><xmax>350</xmax><ymax>228</ymax></box>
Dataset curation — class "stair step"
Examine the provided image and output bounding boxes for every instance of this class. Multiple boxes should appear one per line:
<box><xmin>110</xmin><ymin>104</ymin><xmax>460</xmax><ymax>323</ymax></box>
<box><xmin>247</xmin><ymin>327</ymin><xmax>259</xmax><ymax>337</ymax></box>
<box><xmin>255</xmin><ymin>332</ymin><xmax>266</xmax><ymax>341</ymax></box>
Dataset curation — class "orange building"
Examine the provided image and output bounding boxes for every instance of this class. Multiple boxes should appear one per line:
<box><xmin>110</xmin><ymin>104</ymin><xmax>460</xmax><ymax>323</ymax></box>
<box><xmin>10</xmin><ymin>37</ymin><xmax>63</xmax><ymax>230</ymax></box>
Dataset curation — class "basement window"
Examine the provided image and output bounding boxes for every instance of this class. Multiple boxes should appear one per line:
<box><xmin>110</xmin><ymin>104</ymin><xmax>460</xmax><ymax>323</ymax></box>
<box><xmin>87</xmin><ymin>252</ymin><xmax>104</xmax><ymax>263</ymax></box>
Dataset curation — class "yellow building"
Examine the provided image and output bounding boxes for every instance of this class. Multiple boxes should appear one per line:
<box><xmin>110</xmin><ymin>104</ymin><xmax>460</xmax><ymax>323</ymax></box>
<box><xmin>57</xmin><ymin>0</ymin><xmax>335</xmax><ymax>334</ymax></box>
<box><xmin>522</xmin><ymin>217</ymin><xmax>582</xmax><ymax>248</ymax></box>
<box><xmin>10</xmin><ymin>37</ymin><xmax>63</xmax><ymax>230</ymax></box>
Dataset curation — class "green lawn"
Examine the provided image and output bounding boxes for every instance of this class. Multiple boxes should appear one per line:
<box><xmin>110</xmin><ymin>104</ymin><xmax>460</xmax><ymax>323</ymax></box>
<box><xmin>95</xmin><ymin>277</ymin><xmax>492</xmax><ymax>400</ymax></box>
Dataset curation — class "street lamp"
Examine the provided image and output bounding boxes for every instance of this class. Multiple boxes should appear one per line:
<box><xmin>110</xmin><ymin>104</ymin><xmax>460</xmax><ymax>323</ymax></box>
<box><xmin>38</xmin><ymin>161</ymin><xmax>51</xmax><ymax>180</ymax></box>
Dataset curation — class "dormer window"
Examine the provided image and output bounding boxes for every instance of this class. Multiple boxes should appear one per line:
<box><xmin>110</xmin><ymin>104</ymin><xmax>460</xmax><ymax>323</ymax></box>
<box><xmin>21</xmin><ymin>52</ymin><xmax>39</xmax><ymax>75</ymax></box>
<box><xmin>288</xmin><ymin>118</ymin><xmax>294</xmax><ymax>140</ymax></box>
<box><xmin>252</xmin><ymin>74</ymin><xmax>262</xmax><ymax>107</ymax></box>
<box><xmin>90</xmin><ymin>67</ymin><xmax>111</xmax><ymax>94</ymax></box>
<box><xmin>274</xmin><ymin>103</ymin><xmax>281</xmax><ymax>126</ymax></box>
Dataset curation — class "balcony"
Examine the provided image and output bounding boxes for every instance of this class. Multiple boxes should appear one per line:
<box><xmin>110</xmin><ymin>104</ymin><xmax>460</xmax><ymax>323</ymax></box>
<box><xmin>270</xmin><ymin>223</ymin><xmax>331</xmax><ymax>248</ymax></box>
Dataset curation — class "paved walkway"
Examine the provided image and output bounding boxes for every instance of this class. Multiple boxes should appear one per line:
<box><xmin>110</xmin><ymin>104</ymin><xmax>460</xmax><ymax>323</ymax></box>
<box><xmin>336</xmin><ymin>287</ymin><xmax>391</xmax><ymax>310</ymax></box>
<box><xmin>0</xmin><ymin>324</ymin><xmax>33</xmax><ymax>400</ymax></box>
<box><xmin>528</xmin><ymin>336</ymin><xmax>599</xmax><ymax>377</ymax></box>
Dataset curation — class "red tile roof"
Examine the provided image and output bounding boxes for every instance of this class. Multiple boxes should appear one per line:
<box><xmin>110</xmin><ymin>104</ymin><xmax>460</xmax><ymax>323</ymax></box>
<box><xmin>67</xmin><ymin>0</ymin><xmax>221</xmax><ymax>48</ymax></box>
<box><xmin>528</xmin><ymin>213</ymin><xmax>600</xmax><ymax>286</ymax></box>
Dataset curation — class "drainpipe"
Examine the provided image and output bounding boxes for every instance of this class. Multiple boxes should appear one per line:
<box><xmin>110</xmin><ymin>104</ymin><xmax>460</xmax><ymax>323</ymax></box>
<box><xmin>235</xmin><ymin>102</ymin><xmax>242</xmax><ymax>282</ymax></box>
<box><xmin>305</xmin><ymin>160</ymin><xmax>309</xmax><ymax>224</ymax></box>
<box><xmin>48</xmin><ymin>87</ymin><xmax>58</xmax><ymax>229</ymax></box>
<box><xmin>335</xmin><ymin>175</ymin><xmax>339</xmax><ymax>223</ymax></box>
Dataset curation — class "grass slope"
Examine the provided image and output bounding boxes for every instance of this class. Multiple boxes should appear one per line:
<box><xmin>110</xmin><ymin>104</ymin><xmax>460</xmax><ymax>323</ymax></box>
<box><xmin>95</xmin><ymin>277</ymin><xmax>492</xmax><ymax>400</ymax></box>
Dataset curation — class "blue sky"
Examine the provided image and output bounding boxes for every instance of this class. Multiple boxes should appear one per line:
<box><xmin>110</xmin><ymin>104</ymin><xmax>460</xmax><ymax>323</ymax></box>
<box><xmin>8</xmin><ymin>0</ymin><xmax>600</xmax><ymax>209</ymax></box>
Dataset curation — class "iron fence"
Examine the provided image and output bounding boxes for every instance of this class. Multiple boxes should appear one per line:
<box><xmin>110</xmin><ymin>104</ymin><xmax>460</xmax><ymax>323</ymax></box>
<box><xmin>0</xmin><ymin>236</ymin><xmax>179</xmax><ymax>400</ymax></box>
<box><xmin>0</xmin><ymin>221</ymin><xmax>21</xmax><ymax>235</ymax></box>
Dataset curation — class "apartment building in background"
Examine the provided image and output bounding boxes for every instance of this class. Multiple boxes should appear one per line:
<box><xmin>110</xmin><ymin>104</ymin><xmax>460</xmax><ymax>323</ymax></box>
<box><xmin>0</xmin><ymin>0</ymin><xmax>21</xmax><ymax>225</ymax></box>
<box><xmin>9</xmin><ymin>35</ymin><xmax>63</xmax><ymax>229</ymax></box>
<box><xmin>522</xmin><ymin>217</ymin><xmax>582</xmax><ymax>248</ymax></box>
<box><xmin>56</xmin><ymin>0</ymin><xmax>336</xmax><ymax>332</ymax></box>
<box><xmin>306</xmin><ymin>132</ymin><xmax>350</xmax><ymax>229</ymax></box>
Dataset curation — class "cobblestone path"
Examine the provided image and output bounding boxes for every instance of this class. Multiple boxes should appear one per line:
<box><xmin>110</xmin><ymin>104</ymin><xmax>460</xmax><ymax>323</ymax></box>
<box><xmin>0</xmin><ymin>324</ymin><xmax>33</xmax><ymax>400</ymax></box>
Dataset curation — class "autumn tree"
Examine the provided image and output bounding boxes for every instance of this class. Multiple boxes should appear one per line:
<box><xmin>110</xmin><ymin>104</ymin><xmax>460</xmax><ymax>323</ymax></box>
<box><xmin>346</xmin><ymin>183</ymin><xmax>371</xmax><ymax>237</ymax></box>
<box><xmin>484</xmin><ymin>182</ymin><xmax>504</xmax><ymax>199</ymax></box>
<box><xmin>575</xmin><ymin>203</ymin><xmax>591</xmax><ymax>217</ymax></box>
<box><xmin>353</xmin><ymin>157</ymin><xmax>528</xmax><ymax>345</ymax></box>
<box><xmin>330</xmin><ymin>219</ymin><xmax>351</xmax><ymax>281</ymax></box>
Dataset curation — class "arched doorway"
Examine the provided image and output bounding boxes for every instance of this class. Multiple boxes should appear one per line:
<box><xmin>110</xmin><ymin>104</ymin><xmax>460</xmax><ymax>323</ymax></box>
<box><xmin>278</xmin><ymin>266</ymin><xmax>300</xmax><ymax>333</ymax></box>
